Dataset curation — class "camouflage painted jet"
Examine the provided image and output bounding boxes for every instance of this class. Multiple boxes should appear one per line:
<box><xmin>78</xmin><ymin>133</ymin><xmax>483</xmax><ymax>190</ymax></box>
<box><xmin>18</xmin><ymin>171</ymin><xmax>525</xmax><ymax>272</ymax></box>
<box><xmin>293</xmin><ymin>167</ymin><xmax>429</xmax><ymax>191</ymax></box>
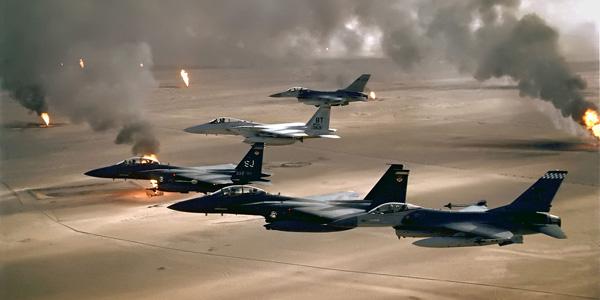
<box><xmin>183</xmin><ymin>105</ymin><xmax>339</xmax><ymax>145</ymax></box>
<box><xmin>269</xmin><ymin>74</ymin><xmax>371</xmax><ymax>106</ymax></box>
<box><xmin>169</xmin><ymin>165</ymin><xmax>568</xmax><ymax>247</ymax></box>
<box><xmin>85</xmin><ymin>143</ymin><xmax>269</xmax><ymax>195</ymax></box>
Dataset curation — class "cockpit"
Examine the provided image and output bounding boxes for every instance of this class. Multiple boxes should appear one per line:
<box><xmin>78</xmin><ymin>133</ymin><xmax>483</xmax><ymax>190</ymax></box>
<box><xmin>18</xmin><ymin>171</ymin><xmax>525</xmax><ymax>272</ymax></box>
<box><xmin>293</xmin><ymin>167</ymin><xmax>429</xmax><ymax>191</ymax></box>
<box><xmin>287</xmin><ymin>87</ymin><xmax>307</xmax><ymax>92</ymax></box>
<box><xmin>368</xmin><ymin>202</ymin><xmax>420</xmax><ymax>214</ymax></box>
<box><xmin>208</xmin><ymin>117</ymin><xmax>244</xmax><ymax>124</ymax></box>
<box><xmin>217</xmin><ymin>185</ymin><xmax>266</xmax><ymax>196</ymax></box>
<box><xmin>117</xmin><ymin>156</ymin><xmax>160</xmax><ymax>166</ymax></box>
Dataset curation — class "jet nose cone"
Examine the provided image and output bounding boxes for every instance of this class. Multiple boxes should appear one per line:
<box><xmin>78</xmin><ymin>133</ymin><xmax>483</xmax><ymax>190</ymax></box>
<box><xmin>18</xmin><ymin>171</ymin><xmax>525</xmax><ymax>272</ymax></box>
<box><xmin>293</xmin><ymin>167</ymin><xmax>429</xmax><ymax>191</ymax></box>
<box><xmin>84</xmin><ymin>167</ymin><xmax>111</xmax><ymax>178</ymax></box>
<box><xmin>269</xmin><ymin>92</ymin><xmax>284</xmax><ymax>97</ymax></box>
<box><xmin>168</xmin><ymin>199</ymin><xmax>201</xmax><ymax>213</ymax></box>
<box><xmin>184</xmin><ymin>124</ymin><xmax>208</xmax><ymax>134</ymax></box>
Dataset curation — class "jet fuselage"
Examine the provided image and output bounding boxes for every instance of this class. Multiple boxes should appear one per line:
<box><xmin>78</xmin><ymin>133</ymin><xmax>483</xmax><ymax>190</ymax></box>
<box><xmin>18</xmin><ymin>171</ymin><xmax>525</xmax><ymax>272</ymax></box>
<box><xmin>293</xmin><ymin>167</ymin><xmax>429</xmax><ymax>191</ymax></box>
<box><xmin>270</xmin><ymin>89</ymin><xmax>368</xmax><ymax>106</ymax></box>
<box><xmin>168</xmin><ymin>187</ymin><xmax>372</xmax><ymax>231</ymax></box>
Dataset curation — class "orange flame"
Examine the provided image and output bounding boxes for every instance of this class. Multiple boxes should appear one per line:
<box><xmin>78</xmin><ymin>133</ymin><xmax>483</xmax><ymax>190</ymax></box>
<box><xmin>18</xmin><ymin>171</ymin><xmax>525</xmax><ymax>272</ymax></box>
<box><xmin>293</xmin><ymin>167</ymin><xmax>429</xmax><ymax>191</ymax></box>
<box><xmin>142</xmin><ymin>154</ymin><xmax>158</xmax><ymax>161</ymax></box>
<box><xmin>79</xmin><ymin>58</ymin><xmax>85</xmax><ymax>69</ymax></box>
<box><xmin>40</xmin><ymin>112</ymin><xmax>50</xmax><ymax>126</ymax></box>
<box><xmin>150</xmin><ymin>179</ymin><xmax>158</xmax><ymax>189</ymax></box>
<box><xmin>369</xmin><ymin>91</ymin><xmax>376</xmax><ymax>100</ymax></box>
<box><xmin>583</xmin><ymin>109</ymin><xmax>600</xmax><ymax>139</ymax></box>
<box><xmin>180</xmin><ymin>69</ymin><xmax>190</xmax><ymax>87</ymax></box>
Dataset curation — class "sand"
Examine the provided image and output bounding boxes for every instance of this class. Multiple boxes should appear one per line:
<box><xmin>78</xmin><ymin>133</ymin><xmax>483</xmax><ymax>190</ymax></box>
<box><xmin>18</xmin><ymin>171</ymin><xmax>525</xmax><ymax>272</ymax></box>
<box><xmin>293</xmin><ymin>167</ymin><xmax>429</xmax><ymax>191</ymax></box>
<box><xmin>1</xmin><ymin>61</ymin><xmax>598</xmax><ymax>299</ymax></box>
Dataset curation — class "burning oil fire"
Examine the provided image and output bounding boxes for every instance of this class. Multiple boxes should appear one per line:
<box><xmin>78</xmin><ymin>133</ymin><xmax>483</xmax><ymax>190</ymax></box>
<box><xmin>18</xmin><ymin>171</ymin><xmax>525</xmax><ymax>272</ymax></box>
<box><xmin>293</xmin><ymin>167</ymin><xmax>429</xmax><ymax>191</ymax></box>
<box><xmin>142</xmin><ymin>154</ymin><xmax>158</xmax><ymax>161</ymax></box>
<box><xmin>369</xmin><ymin>91</ymin><xmax>376</xmax><ymax>100</ymax></box>
<box><xmin>150</xmin><ymin>179</ymin><xmax>158</xmax><ymax>189</ymax></box>
<box><xmin>79</xmin><ymin>58</ymin><xmax>85</xmax><ymax>69</ymax></box>
<box><xmin>583</xmin><ymin>109</ymin><xmax>600</xmax><ymax>139</ymax></box>
<box><xmin>180</xmin><ymin>69</ymin><xmax>190</xmax><ymax>87</ymax></box>
<box><xmin>40</xmin><ymin>112</ymin><xmax>50</xmax><ymax>126</ymax></box>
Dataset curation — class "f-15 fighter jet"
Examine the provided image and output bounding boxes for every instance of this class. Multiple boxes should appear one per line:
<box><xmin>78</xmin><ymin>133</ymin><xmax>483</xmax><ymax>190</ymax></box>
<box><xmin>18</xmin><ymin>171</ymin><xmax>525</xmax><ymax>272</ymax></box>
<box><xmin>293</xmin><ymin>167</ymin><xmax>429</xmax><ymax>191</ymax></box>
<box><xmin>269</xmin><ymin>74</ymin><xmax>371</xmax><ymax>106</ymax></box>
<box><xmin>84</xmin><ymin>143</ymin><xmax>269</xmax><ymax>195</ymax></box>
<box><xmin>168</xmin><ymin>164</ymin><xmax>410</xmax><ymax>231</ymax></box>
<box><xmin>184</xmin><ymin>105</ymin><xmax>339</xmax><ymax>145</ymax></box>
<box><xmin>169</xmin><ymin>165</ymin><xmax>568</xmax><ymax>247</ymax></box>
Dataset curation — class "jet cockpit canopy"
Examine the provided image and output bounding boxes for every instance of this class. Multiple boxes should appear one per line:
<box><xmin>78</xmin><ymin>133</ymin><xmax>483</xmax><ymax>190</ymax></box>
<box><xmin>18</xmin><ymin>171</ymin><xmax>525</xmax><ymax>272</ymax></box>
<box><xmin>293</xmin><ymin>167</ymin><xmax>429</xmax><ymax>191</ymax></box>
<box><xmin>369</xmin><ymin>202</ymin><xmax>420</xmax><ymax>214</ymax></box>
<box><xmin>209</xmin><ymin>117</ymin><xmax>245</xmax><ymax>124</ymax></box>
<box><xmin>218</xmin><ymin>185</ymin><xmax>266</xmax><ymax>196</ymax></box>
<box><xmin>117</xmin><ymin>156</ymin><xmax>160</xmax><ymax>166</ymax></box>
<box><xmin>287</xmin><ymin>87</ymin><xmax>307</xmax><ymax>92</ymax></box>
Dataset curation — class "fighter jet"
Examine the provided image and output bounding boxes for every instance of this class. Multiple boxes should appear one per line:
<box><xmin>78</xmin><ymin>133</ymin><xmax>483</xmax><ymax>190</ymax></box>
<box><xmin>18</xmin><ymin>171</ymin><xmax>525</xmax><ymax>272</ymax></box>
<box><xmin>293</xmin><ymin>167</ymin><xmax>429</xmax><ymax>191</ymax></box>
<box><xmin>269</xmin><ymin>74</ymin><xmax>371</xmax><ymax>106</ymax></box>
<box><xmin>84</xmin><ymin>143</ymin><xmax>269</xmax><ymax>195</ymax></box>
<box><xmin>169</xmin><ymin>165</ymin><xmax>568</xmax><ymax>247</ymax></box>
<box><xmin>184</xmin><ymin>105</ymin><xmax>339</xmax><ymax>145</ymax></box>
<box><xmin>168</xmin><ymin>164</ymin><xmax>410</xmax><ymax>231</ymax></box>
<box><xmin>334</xmin><ymin>169</ymin><xmax>568</xmax><ymax>247</ymax></box>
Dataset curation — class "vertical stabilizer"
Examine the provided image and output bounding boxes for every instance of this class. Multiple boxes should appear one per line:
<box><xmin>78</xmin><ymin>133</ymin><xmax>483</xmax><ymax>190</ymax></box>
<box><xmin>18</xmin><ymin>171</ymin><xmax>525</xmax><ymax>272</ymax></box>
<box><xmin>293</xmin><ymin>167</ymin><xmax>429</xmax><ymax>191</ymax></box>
<box><xmin>343</xmin><ymin>74</ymin><xmax>371</xmax><ymax>92</ymax></box>
<box><xmin>232</xmin><ymin>143</ymin><xmax>265</xmax><ymax>183</ymax></box>
<box><xmin>500</xmin><ymin>170</ymin><xmax>568</xmax><ymax>212</ymax></box>
<box><xmin>305</xmin><ymin>105</ymin><xmax>332</xmax><ymax>134</ymax></box>
<box><xmin>365</xmin><ymin>164</ymin><xmax>409</xmax><ymax>208</ymax></box>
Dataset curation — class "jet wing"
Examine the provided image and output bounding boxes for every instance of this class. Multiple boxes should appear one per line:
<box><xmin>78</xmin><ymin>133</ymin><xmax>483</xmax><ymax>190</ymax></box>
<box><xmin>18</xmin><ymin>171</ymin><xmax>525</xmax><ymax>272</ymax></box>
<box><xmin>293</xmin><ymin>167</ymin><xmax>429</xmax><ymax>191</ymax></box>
<box><xmin>233</xmin><ymin>124</ymin><xmax>307</xmax><ymax>138</ymax></box>
<box><xmin>174</xmin><ymin>171</ymin><xmax>233</xmax><ymax>185</ymax></box>
<box><xmin>304</xmin><ymin>191</ymin><xmax>361</xmax><ymax>201</ymax></box>
<box><xmin>259</xmin><ymin>127</ymin><xmax>308</xmax><ymax>137</ymax></box>
<box><xmin>443</xmin><ymin>222</ymin><xmax>514</xmax><ymax>239</ymax></box>
<box><xmin>458</xmin><ymin>205</ymin><xmax>489</xmax><ymax>212</ymax></box>
<box><xmin>315</xmin><ymin>95</ymin><xmax>344</xmax><ymax>102</ymax></box>
<box><xmin>292</xmin><ymin>203</ymin><xmax>364</xmax><ymax>222</ymax></box>
<box><xmin>142</xmin><ymin>168</ymin><xmax>233</xmax><ymax>185</ymax></box>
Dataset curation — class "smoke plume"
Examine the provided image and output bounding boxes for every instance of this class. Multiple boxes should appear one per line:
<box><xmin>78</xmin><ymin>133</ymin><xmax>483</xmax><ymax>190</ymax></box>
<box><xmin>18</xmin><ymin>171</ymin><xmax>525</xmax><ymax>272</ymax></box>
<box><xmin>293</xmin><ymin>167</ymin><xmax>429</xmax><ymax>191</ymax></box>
<box><xmin>352</xmin><ymin>0</ymin><xmax>597</xmax><ymax>126</ymax></box>
<box><xmin>1</xmin><ymin>1</ymin><xmax>160</xmax><ymax>154</ymax></box>
<box><xmin>1</xmin><ymin>0</ymin><xmax>597</xmax><ymax>143</ymax></box>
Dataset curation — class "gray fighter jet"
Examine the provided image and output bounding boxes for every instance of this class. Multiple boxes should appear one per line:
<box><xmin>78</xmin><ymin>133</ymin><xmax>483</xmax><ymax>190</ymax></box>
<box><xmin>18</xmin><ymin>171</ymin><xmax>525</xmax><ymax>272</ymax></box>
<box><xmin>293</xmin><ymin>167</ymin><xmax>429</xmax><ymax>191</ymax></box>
<box><xmin>184</xmin><ymin>105</ymin><xmax>339</xmax><ymax>145</ymax></box>
<box><xmin>269</xmin><ymin>74</ymin><xmax>371</xmax><ymax>106</ymax></box>
<box><xmin>85</xmin><ymin>143</ymin><xmax>269</xmax><ymax>195</ymax></box>
<box><xmin>169</xmin><ymin>165</ymin><xmax>568</xmax><ymax>247</ymax></box>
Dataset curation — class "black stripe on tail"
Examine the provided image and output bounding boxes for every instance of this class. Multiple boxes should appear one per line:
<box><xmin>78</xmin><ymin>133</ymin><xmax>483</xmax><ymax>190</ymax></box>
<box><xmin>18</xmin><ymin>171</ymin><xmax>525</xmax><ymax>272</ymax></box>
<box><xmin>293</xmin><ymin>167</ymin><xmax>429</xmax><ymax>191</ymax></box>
<box><xmin>365</xmin><ymin>164</ymin><xmax>409</xmax><ymax>209</ymax></box>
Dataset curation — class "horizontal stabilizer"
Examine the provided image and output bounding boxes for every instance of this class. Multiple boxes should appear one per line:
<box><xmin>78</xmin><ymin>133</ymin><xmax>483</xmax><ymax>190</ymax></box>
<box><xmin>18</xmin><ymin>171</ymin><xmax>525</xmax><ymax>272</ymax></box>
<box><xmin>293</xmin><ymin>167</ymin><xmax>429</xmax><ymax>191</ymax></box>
<box><xmin>536</xmin><ymin>224</ymin><xmax>567</xmax><ymax>239</ymax></box>
<box><xmin>319</xmin><ymin>134</ymin><xmax>340</xmax><ymax>139</ymax></box>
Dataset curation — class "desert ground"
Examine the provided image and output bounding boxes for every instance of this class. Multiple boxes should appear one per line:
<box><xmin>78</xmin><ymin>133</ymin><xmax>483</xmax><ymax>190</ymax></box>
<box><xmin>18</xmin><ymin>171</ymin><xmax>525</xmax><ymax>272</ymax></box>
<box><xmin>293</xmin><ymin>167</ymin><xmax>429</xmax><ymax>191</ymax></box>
<box><xmin>1</xmin><ymin>60</ymin><xmax>598</xmax><ymax>299</ymax></box>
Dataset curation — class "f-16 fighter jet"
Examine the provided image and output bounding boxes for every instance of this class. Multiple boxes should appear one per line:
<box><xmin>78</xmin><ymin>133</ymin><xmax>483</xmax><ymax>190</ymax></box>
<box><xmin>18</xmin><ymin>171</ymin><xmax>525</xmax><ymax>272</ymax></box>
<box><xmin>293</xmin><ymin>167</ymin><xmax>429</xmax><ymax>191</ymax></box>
<box><xmin>184</xmin><ymin>105</ymin><xmax>339</xmax><ymax>145</ymax></box>
<box><xmin>269</xmin><ymin>74</ymin><xmax>371</xmax><ymax>106</ymax></box>
<box><xmin>84</xmin><ymin>143</ymin><xmax>269</xmax><ymax>195</ymax></box>
<box><xmin>169</xmin><ymin>165</ymin><xmax>568</xmax><ymax>248</ymax></box>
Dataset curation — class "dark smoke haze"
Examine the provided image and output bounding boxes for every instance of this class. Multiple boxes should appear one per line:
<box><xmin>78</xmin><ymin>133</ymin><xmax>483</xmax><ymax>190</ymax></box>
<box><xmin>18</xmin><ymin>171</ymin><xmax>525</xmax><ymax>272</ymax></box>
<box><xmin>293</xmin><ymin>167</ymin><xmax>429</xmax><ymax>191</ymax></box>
<box><xmin>1</xmin><ymin>0</ymin><xmax>598</xmax><ymax>145</ymax></box>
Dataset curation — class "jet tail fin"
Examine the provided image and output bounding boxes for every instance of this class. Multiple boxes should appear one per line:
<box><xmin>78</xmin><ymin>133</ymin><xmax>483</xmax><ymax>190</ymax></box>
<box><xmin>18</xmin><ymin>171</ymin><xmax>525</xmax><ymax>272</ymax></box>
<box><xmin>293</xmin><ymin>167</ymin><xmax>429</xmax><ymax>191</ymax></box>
<box><xmin>343</xmin><ymin>74</ymin><xmax>371</xmax><ymax>92</ymax></box>
<box><xmin>305</xmin><ymin>105</ymin><xmax>332</xmax><ymax>134</ymax></box>
<box><xmin>232</xmin><ymin>143</ymin><xmax>267</xmax><ymax>183</ymax></box>
<box><xmin>498</xmin><ymin>170</ymin><xmax>567</xmax><ymax>213</ymax></box>
<box><xmin>365</xmin><ymin>164</ymin><xmax>409</xmax><ymax>209</ymax></box>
